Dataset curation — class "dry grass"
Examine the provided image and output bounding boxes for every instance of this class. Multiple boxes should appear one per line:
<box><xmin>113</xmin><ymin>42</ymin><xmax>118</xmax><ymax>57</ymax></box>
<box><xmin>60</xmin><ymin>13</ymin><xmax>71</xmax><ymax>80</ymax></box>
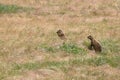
<box><xmin>0</xmin><ymin>0</ymin><xmax>120</xmax><ymax>80</ymax></box>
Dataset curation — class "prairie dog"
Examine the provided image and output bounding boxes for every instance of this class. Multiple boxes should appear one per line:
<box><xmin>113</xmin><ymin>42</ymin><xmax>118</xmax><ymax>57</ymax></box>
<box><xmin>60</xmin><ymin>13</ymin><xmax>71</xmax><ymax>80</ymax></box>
<box><xmin>87</xmin><ymin>35</ymin><xmax>102</xmax><ymax>52</ymax></box>
<box><xmin>56</xmin><ymin>29</ymin><xmax>67</xmax><ymax>40</ymax></box>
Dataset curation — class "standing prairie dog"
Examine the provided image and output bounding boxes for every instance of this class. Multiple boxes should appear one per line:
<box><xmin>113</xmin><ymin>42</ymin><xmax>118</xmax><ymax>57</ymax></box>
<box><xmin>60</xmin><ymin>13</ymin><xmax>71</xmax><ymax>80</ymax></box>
<box><xmin>87</xmin><ymin>35</ymin><xmax>102</xmax><ymax>53</ymax></box>
<box><xmin>56</xmin><ymin>29</ymin><xmax>67</xmax><ymax>42</ymax></box>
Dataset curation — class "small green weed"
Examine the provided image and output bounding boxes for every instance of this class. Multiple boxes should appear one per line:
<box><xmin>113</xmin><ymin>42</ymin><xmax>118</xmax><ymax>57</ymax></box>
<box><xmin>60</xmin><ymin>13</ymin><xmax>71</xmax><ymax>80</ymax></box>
<box><xmin>38</xmin><ymin>44</ymin><xmax>57</xmax><ymax>53</ymax></box>
<box><xmin>70</xmin><ymin>56</ymin><xmax>120</xmax><ymax>68</ymax></box>
<box><xmin>86</xmin><ymin>57</ymin><xmax>108</xmax><ymax>66</ymax></box>
<box><xmin>60</xmin><ymin>43</ymin><xmax>87</xmax><ymax>55</ymax></box>
<box><xmin>8</xmin><ymin>61</ymin><xmax>67</xmax><ymax>77</ymax></box>
<box><xmin>101</xmin><ymin>39</ymin><xmax>120</xmax><ymax>54</ymax></box>
<box><xmin>0</xmin><ymin>4</ymin><xmax>32</xmax><ymax>13</ymax></box>
<box><xmin>12</xmin><ymin>61</ymin><xmax>67</xmax><ymax>71</ymax></box>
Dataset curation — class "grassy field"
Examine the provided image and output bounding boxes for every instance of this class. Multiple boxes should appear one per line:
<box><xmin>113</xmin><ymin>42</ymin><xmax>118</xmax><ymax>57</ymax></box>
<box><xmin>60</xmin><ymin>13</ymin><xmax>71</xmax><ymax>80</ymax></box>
<box><xmin>0</xmin><ymin>0</ymin><xmax>120</xmax><ymax>80</ymax></box>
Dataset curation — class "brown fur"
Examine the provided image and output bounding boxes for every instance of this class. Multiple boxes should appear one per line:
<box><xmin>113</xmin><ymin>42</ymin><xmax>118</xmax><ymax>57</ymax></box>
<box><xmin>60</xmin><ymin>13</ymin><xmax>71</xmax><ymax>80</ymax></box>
<box><xmin>87</xmin><ymin>35</ymin><xmax>102</xmax><ymax>52</ymax></box>
<box><xmin>56</xmin><ymin>29</ymin><xmax>67</xmax><ymax>40</ymax></box>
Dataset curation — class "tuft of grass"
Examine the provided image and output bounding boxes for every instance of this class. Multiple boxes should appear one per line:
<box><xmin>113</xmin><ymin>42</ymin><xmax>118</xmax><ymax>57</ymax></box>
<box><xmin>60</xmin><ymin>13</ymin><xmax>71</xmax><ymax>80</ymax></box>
<box><xmin>101</xmin><ymin>39</ymin><xmax>120</xmax><ymax>54</ymax></box>
<box><xmin>0</xmin><ymin>4</ymin><xmax>33</xmax><ymax>14</ymax></box>
<box><xmin>7</xmin><ymin>61</ymin><xmax>67</xmax><ymax>78</ymax></box>
<box><xmin>60</xmin><ymin>43</ymin><xmax>87</xmax><ymax>55</ymax></box>
<box><xmin>86</xmin><ymin>57</ymin><xmax>108</xmax><ymax>66</ymax></box>
<box><xmin>0</xmin><ymin>71</ymin><xmax>6</xmax><ymax>80</ymax></box>
<box><xmin>70</xmin><ymin>56</ymin><xmax>120</xmax><ymax>68</ymax></box>
<box><xmin>82</xmin><ymin>41</ymin><xmax>90</xmax><ymax>48</ymax></box>
<box><xmin>38</xmin><ymin>43</ymin><xmax>87</xmax><ymax>54</ymax></box>
<box><xmin>87</xmin><ymin>56</ymin><xmax>120</xmax><ymax>68</ymax></box>
<box><xmin>10</xmin><ymin>61</ymin><xmax>67</xmax><ymax>72</ymax></box>
<box><xmin>38</xmin><ymin>44</ymin><xmax>57</xmax><ymax>53</ymax></box>
<box><xmin>1</xmin><ymin>61</ymin><xmax>66</xmax><ymax>79</ymax></box>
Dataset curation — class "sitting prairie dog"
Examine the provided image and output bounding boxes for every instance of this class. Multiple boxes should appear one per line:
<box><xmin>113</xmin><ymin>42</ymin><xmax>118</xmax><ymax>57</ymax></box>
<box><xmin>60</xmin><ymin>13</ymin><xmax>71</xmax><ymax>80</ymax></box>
<box><xmin>87</xmin><ymin>35</ymin><xmax>102</xmax><ymax>53</ymax></box>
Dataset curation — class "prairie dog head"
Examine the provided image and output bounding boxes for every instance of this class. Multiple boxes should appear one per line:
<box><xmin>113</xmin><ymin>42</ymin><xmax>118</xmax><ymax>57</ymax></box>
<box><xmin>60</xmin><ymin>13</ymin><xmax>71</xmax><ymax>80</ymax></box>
<box><xmin>56</xmin><ymin>29</ymin><xmax>66</xmax><ymax>40</ymax></box>
<box><xmin>87</xmin><ymin>35</ymin><xmax>94</xmax><ymax>40</ymax></box>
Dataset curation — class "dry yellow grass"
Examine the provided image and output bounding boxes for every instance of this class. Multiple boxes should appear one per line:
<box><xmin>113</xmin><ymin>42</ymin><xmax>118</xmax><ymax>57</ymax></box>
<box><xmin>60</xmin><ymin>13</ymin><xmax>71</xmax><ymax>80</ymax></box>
<box><xmin>0</xmin><ymin>0</ymin><xmax>120</xmax><ymax>80</ymax></box>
